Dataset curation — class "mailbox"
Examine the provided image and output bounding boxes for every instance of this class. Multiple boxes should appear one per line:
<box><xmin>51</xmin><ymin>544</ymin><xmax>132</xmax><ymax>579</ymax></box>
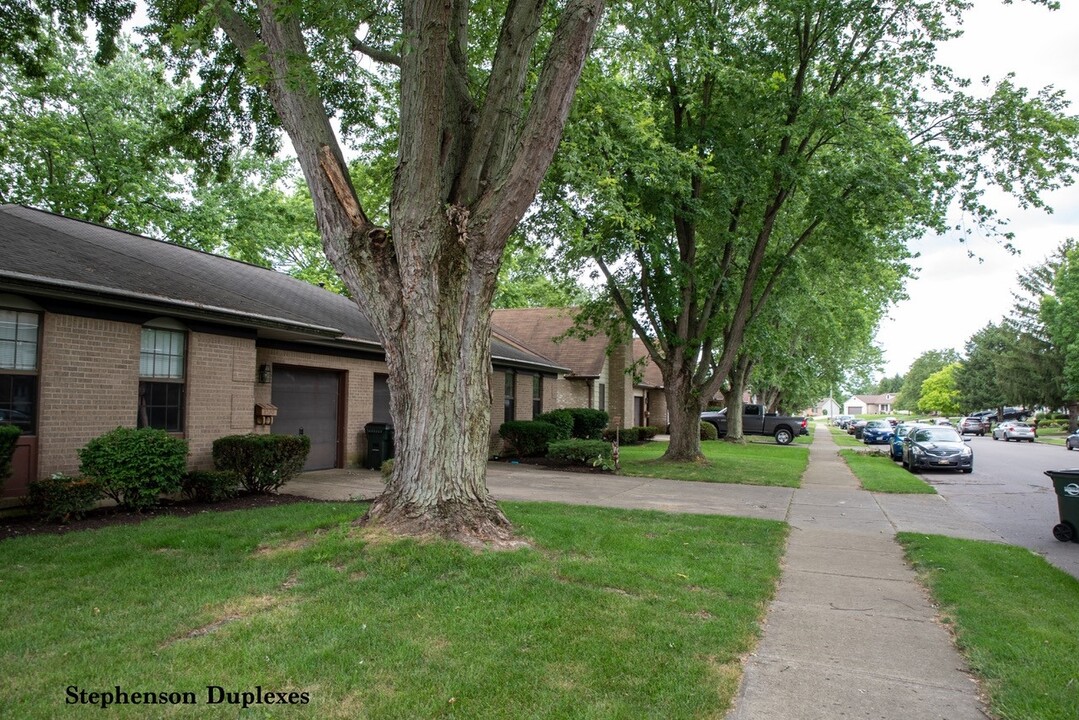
<box><xmin>254</xmin><ymin>403</ymin><xmax>278</xmax><ymax>426</ymax></box>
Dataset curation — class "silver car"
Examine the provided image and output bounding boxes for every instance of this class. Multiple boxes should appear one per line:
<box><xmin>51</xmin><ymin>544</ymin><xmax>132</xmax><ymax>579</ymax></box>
<box><xmin>992</xmin><ymin>421</ymin><xmax>1036</xmax><ymax>442</ymax></box>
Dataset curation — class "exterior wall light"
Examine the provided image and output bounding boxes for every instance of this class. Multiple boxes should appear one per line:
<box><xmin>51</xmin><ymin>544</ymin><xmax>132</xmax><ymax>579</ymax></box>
<box><xmin>258</xmin><ymin>364</ymin><xmax>272</xmax><ymax>384</ymax></box>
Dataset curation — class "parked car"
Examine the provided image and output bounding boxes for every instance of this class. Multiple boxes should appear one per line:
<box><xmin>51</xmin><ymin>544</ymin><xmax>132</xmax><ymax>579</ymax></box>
<box><xmin>957</xmin><ymin>417</ymin><xmax>986</xmax><ymax>436</ymax></box>
<box><xmin>934</xmin><ymin>417</ymin><xmax>954</xmax><ymax>426</ymax></box>
<box><xmin>890</xmin><ymin>422</ymin><xmax>926</xmax><ymax>460</ymax></box>
<box><xmin>884</xmin><ymin>417</ymin><xmax>898</xmax><ymax>427</ymax></box>
<box><xmin>1067</xmin><ymin>430</ymin><xmax>1079</xmax><ymax>451</ymax></box>
<box><xmin>902</xmin><ymin>425</ymin><xmax>973</xmax><ymax>473</ymax></box>
<box><xmin>834</xmin><ymin>414</ymin><xmax>853</xmax><ymax>428</ymax></box>
<box><xmin>851</xmin><ymin>420</ymin><xmax>869</xmax><ymax>439</ymax></box>
<box><xmin>862</xmin><ymin>420</ymin><xmax>893</xmax><ymax>445</ymax></box>
<box><xmin>992</xmin><ymin>421</ymin><xmax>1036</xmax><ymax>442</ymax></box>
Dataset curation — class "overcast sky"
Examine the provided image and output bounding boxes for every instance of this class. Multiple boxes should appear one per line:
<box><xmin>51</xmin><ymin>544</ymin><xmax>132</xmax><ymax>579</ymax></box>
<box><xmin>874</xmin><ymin>0</ymin><xmax>1079</xmax><ymax>377</ymax></box>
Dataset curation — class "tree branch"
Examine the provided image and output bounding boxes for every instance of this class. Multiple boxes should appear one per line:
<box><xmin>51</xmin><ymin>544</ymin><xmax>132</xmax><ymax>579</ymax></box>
<box><xmin>478</xmin><ymin>0</ymin><xmax>605</xmax><ymax>244</ymax></box>
<box><xmin>349</xmin><ymin>35</ymin><xmax>401</xmax><ymax>66</ymax></box>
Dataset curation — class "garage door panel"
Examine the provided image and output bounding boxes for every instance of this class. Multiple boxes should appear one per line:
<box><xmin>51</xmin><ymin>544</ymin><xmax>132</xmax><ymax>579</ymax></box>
<box><xmin>271</xmin><ymin>367</ymin><xmax>340</xmax><ymax>471</ymax></box>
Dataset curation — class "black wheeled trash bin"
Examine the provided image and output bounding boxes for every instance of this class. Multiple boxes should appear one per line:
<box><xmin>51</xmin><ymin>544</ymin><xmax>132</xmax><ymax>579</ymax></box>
<box><xmin>365</xmin><ymin>423</ymin><xmax>395</xmax><ymax>470</ymax></box>
<box><xmin>1043</xmin><ymin>469</ymin><xmax>1079</xmax><ymax>543</ymax></box>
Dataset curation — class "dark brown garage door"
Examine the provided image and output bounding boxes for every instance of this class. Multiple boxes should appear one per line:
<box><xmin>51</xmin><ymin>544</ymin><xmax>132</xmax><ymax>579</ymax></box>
<box><xmin>271</xmin><ymin>366</ymin><xmax>341</xmax><ymax>471</ymax></box>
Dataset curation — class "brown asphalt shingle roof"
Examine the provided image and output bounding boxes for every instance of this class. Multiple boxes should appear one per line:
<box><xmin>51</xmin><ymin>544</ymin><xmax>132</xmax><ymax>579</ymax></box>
<box><xmin>0</xmin><ymin>205</ymin><xmax>566</xmax><ymax>373</ymax></box>
<box><xmin>491</xmin><ymin>307</ymin><xmax>609</xmax><ymax>378</ymax></box>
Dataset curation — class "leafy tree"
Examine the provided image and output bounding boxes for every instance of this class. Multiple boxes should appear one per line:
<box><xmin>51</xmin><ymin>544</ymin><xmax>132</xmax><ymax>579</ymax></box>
<box><xmin>954</xmin><ymin>323</ymin><xmax>1011</xmax><ymax>414</ymax></box>
<box><xmin>918</xmin><ymin>363</ymin><xmax>960</xmax><ymax>416</ymax></box>
<box><xmin>999</xmin><ymin>240</ymin><xmax>1075</xmax><ymax>412</ymax></box>
<box><xmin>546</xmin><ymin>0</ymin><xmax>1075</xmax><ymax>460</ymax></box>
<box><xmin>895</xmin><ymin>349</ymin><xmax>961</xmax><ymax>411</ymax></box>
<box><xmin>0</xmin><ymin>41</ymin><xmax>190</xmax><ymax>228</ymax></box>
<box><xmin>494</xmin><ymin>234</ymin><xmax>588</xmax><ymax>309</ymax></box>
<box><xmin>0</xmin><ymin>38</ymin><xmax>336</xmax><ymax>292</ymax></box>
<box><xmin>1040</xmin><ymin>245</ymin><xmax>1079</xmax><ymax>407</ymax></box>
<box><xmin>0</xmin><ymin>0</ymin><xmax>129</xmax><ymax>79</ymax></box>
<box><xmin>875</xmin><ymin>374</ymin><xmax>905</xmax><ymax>395</ymax></box>
<box><xmin>127</xmin><ymin>0</ymin><xmax>606</xmax><ymax>541</ymax></box>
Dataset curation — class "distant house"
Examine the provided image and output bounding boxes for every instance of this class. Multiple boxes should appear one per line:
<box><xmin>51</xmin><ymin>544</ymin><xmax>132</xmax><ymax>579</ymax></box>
<box><xmin>490</xmin><ymin>308</ymin><xmax>668</xmax><ymax>429</ymax></box>
<box><xmin>804</xmin><ymin>398</ymin><xmax>841</xmax><ymax>417</ymax></box>
<box><xmin>0</xmin><ymin>206</ymin><xmax>570</xmax><ymax>499</ymax></box>
<box><xmin>843</xmin><ymin>394</ymin><xmax>896</xmax><ymax>416</ymax></box>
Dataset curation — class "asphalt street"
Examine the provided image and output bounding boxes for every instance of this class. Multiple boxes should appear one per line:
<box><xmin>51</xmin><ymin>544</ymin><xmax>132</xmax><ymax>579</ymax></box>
<box><xmin>903</xmin><ymin>433</ymin><xmax>1079</xmax><ymax>579</ymax></box>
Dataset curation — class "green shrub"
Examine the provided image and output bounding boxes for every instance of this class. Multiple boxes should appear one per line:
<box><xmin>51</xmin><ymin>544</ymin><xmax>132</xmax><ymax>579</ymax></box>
<box><xmin>565</xmin><ymin>408</ymin><xmax>610</xmax><ymax>440</ymax></box>
<box><xmin>534</xmin><ymin>410</ymin><xmax>574</xmax><ymax>440</ymax></box>
<box><xmin>28</xmin><ymin>473</ymin><xmax>102</xmax><ymax>523</ymax></box>
<box><xmin>380</xmin><ymin>458</ymin><xmax>394</xmax><ymax>482</ymax></box>
<box><xmin>499</xmin><ymin>421</ymin><xmax>562</xmax><ymax>457</ymax></box>
<box><xmin>78</xmin><ymin>427</ymin><xmax>188</xmax><ymax>510</ymax></box>
<box><xmin>212</xmin><ymin>434</ymin><xmax>311</xmax><ymax>493</ymax></box>
<box><xmin>0</xmin><ymin>424</ymin><xmax>20</xmax><ymax>492</ymax></box>
<box><xmin>603</xmin><ymin>427</ymin><xmax>640</xmax><ymax>444</ymax></box>
<box><xmin>637</xmin><ymin>426</ymin><xmax>661</xmax><ymax>441</ymax></box>
<box><xmin>547</xmin><ymin>439</ymin><xmax>613</xmax><ymax>469</ymax></box>
<box><xmin>701</xmin><ymin>422</ymin><xmax>719</xmax><ymax>441</ymax></box>
<box><xmin>181</xmin><ymin>470</ymin><xmax>241</xmax><ymax>503</ymax></box>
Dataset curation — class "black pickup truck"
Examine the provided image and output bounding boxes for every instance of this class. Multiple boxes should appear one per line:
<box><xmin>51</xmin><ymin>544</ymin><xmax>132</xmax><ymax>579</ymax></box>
<box><xmin>701</xmin><ymin>403</ymin><xmax>808</xmax><ymax>445</ymax></box>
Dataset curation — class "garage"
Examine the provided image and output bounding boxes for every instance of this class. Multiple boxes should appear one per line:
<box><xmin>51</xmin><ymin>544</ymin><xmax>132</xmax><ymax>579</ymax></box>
<box><xmin>271</xmin><ymin>366</ymin><xmax>342</xmax><ymax>471</ymax></box>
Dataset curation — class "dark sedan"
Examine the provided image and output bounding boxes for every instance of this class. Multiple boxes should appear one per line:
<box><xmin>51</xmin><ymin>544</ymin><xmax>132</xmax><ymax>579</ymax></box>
<box><xmin>862</xmin><ymin>420</ymin><xmax>893</xmax><ymax>445</ymax></box>
<box><xmin>902</xmin><ymin>426</ymin><xmax>973</xmax><ymax>473</ymax></box>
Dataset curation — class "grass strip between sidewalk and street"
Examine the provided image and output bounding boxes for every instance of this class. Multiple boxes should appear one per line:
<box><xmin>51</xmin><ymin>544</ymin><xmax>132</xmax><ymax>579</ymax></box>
<box><xmin>899</xmin><ymin>533</ymin><xmax>1079</xmax><ymax>720</ymax></box>
<box><xmin>617</xmin><ymin>440</ymin><xmax>808</xmax><ymax>487</ymax></box>
<box><xmin>0</xmin><ymin>500</ymin><xmax>787</xmax><ymax>719</ymax></box>
<box><xmin>839</xmin><ymin>449</ymin><xmax>936</xmax><ymax>494</ymax></box>
<box><xmin>828</xmin><ymin>425</ymin><xmax>866</xmax><ymax>447</ymax></box>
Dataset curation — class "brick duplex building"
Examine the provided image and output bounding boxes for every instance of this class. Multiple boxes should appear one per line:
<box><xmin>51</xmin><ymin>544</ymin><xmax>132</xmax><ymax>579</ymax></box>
<box><xmin>0</xmin><ymin>206</ymin><xmax>663</xmax><ymax>499</ymax></box>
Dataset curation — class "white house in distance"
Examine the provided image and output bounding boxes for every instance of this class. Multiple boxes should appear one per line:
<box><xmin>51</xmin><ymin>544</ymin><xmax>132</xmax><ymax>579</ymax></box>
<box><xmin>803</xmin><ymin>397</ymin><xmax>841</xmax><ymax>417</ymax></box>
<box><xmin>843</xmin><ymin>394</ymin><xmax>897</xmax><ymax>416</ymax></box>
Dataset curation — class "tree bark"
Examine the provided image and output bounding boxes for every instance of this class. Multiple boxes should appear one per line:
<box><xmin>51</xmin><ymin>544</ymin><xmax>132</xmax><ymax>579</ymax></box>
<box><xmin>723</xmin><ymin>356</ymin><xmax>751</xmax><ymax>443</ymax></box>
<box><xmin>213</xmin><ymin>0</ymin><xmax>605</xmax><ymax>543</ymax></box>
<box><xmin>661</xmin><ymin>360</ymin><xmax>705</xmax><ymax>461</ymax></box>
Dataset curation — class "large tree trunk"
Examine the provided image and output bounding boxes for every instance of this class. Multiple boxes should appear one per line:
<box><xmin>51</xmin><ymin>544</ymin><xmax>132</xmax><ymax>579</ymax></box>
<box><xmin>212</xmin><ymin>0</ymin><xmax>605</xmax><ymax>543</ymax></box>
<box><xmin>364</xmin><ymin>223</ymin><xmax>512</xmax><ymax>542</ymax></box>
<box><xmin>661</xmin><ymin>363</ymin><xmax>705</xmax><ymax>461</ymax></box>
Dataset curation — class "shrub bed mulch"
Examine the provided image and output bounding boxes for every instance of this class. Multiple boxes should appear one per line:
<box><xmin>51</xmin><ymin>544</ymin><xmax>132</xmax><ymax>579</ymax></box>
<box><xmin>0</xmin><ymin>492</ymin><xmax>325</xmax><ymax>542</ymax></box>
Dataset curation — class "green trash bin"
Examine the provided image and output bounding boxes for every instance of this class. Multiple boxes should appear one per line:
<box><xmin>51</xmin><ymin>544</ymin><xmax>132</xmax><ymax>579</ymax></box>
<box><xmin>1043</xmin><ymin>469</ymin><xmax>1079</xmax><ymax>543</ymax></box>
<box><xmin>365</xmin><ymin>423</ymin><xmax>395</xmax><ymax>470</ymax></box>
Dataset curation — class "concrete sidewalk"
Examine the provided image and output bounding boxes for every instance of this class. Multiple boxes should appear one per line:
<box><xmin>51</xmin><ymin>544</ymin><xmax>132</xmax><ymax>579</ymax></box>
<box><xmin>282</xmin><ymin>431</ymin><xmax>989</xmax><ymax>718</ymax></box>
<box><xmin>728</xmin><ymin>429</ymin><xmax>986</xmax><ymax>720</ymax></box>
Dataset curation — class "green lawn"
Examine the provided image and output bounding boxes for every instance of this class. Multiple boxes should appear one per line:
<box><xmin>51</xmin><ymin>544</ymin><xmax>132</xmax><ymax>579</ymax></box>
<box><xmin>828</xmin><ymin>425</ymin><xmax>865</xmax><ymax>447</ymax></box>
<box><xmin>618</xmin><ymin>440</ymin><xmax>808</xmax><ymax>487</ymax></box>
<box><xmin>900</xmin><ymin>534</ymin><xmax>1079</xmax><ymax>720</ymax></box>
<box><xmin>838</xmin><ymin>450</ymin><xmax>936</xmax><ymax>494</ymax></box>
<box><xmin>0</xmin><ymin>501</ymin><xmax>787</xmax><ymax>719</ymax></box>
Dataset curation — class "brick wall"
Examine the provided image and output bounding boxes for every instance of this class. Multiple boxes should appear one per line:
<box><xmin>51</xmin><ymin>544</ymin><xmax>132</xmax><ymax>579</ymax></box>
<box><xmin>186</xmin><ymin>333</ymin><xmax>257</xmax><ymax>469</ymax></box>
<box><xmin>37</xmin><ymin>314</ymin><xmax>140</xmax><ymax>477</ymax></box>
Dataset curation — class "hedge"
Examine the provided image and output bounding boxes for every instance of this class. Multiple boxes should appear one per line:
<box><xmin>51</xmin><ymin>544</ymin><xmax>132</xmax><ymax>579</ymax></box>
<box><xmin>212</xmin><ymin>434</ymin><xmax>311</xmax><ymax>493</ymax></box>
<box><xmin>534</xmin><ymin>410</ymin><xmax>574</xmax><ymax>440</ymax></box>
<box><xmin>499</xmin><ymin>420</ymin><xmax>562</xmax><ymax>457</ymax></box>
<box><xmin>78</xmin><ymin>427</ymin><xmax>189</xmax><ymax>510</ymax></box>
<box><xmin>603</xmin><ymin>427</ymin><xmax>640</xmax><ymax>445</ymax></box>
<box><xmin>547</xmin><ymin>439</ymin><xmax>613</xmax><ymax>469</ymax></box>
<box><xmin>565</xmin><ymin>408</ymin><xmax>610</xmax><ymax>440</ymax></box>
<box><xmin>182</xmin><ymin>470</ymin><xmax>241</xmax><ymax>503</ymax></box>
<box><xmin>28</xmin><ymin>474</ymin><xmax>102</xmax><ymax>523</ymax></box>
<box><xmin>701</xmin><ymin>422</ymin><xmax>719</xmax><ymax>441</ymax></box>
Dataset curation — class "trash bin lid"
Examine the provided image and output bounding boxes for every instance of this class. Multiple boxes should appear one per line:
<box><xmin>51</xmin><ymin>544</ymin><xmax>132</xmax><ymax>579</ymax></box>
<box><xmin>1044</xmin><ymin>468</ymin><xmax>1079</xmax><ymax>478</ymax></box>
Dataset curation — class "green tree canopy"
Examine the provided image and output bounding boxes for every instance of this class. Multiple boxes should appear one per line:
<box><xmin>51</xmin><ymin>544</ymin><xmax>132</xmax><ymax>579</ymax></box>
<box><xmin>895</xmin><ymin>349</ymin><xmax>961</xmax><ymax>411</ymax></box>
<box><xmin>918</xmin><ymin>362</ymin><xmax>961</xmax><ymax>416</ymax></box>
